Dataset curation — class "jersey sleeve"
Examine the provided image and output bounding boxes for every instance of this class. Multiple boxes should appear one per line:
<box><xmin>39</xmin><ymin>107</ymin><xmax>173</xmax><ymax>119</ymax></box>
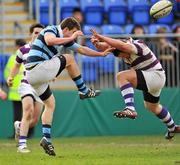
<box><xmin>44</xmin><ymin>26</ymin><xmax>57</xmax><ymax>37</ymax></box>
<box><xmin>64</xmin><ymin>42</ymin><xmax>81</xmax><ymax>52</ymax></box>
<box><xmin>16</xmin><ymin>49</ymin><xmax>23</xmax><ymax>64</ymax></box>
<box><xmin>133</xmin><ymin>40</ymin><xmax>147</xmax><ymax>56</ymax></box>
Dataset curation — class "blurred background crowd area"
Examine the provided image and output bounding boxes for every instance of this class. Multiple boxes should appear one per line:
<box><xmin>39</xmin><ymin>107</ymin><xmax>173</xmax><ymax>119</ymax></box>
<box><xmin>0</xmin><ymin>0</ymin><xmax>180</xmax><ymax>90</ymax></box>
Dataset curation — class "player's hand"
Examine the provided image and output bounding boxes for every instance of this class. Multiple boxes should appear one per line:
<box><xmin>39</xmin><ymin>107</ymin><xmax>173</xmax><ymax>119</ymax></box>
<box><xmin>0</xmin><ymin>89</ymin><xmax>7</xmax><ymax>100</ymax></box>
<box><xmin>101</xmin><ymin>47</ymin><xmax>115</xmax><ymax>56</ymax></box>
<box><xmin>7</xmin><ymin>76</ymin><xmax>14</xmax><ymax>87</ymax></box>
<box><xmin>90</xmin><ymin>29</ymin><xmax>101</xmax><ymax>40</ymax></box>
<box><xmin>71</xmin><ymin>30</ymin><xmax>84</xmax><ymax>40</ymax></box>
<box><xmin>91</xmin><ymin>36</ymin><xmax>100</xmax><ymax>46</ymax></box>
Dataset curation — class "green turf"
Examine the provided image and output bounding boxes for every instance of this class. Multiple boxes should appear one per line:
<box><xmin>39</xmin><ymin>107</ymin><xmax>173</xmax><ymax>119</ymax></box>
<box><xmin>0</xmin><ymin>135</ymin><xmax>180</xmax><ymax>165</ymax></box>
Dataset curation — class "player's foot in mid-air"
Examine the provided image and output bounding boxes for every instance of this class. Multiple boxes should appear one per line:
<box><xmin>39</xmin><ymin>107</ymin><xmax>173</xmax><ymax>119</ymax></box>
<box><xmin>40</xmin><ymin>137</ymin><xmax>56</xmax><ymax>156</ymax></box>
<box><xmin>17</xmin><ymin>145</ymin><xmax>31</xmax><ymax>153</ymax></box>
<box><xmin>113</xmin><ymin>108</ymin><xmax>138</xmax><ymax>119</ymax></box>
<box><xmin>14</xmin><ymin>121</ymin><xmax>21</xmax><ymax>140</ymax></box>
<box><xmin>79</xmin><ymin>88</ymin><xmax>101</xmax><ymax>100</ymax></box>
<box><xmin>165</xmin><ymin>125</ymin><xmax>180</xmax><ymax>140</ymax></box>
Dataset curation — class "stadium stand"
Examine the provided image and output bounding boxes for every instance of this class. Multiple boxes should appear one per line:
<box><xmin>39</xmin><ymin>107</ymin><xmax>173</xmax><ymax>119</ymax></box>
<box><xmin>80</xmin><ymin>0</ymin><xmax>104</xmax><ymax>25</ymax></box>
<box><xmin>101</xmin><ymin>24</ymin><xmax>123</xmax><ymax>35</ymax></box>
<box><xmin>149</xmin><ymin>24</ymin><xmax>171</xmax><ymax>34</ymax></box>
<box><xmin>59</xmin><ymin>0</ymin><xmax>79</xmax><ymax>20</ymax></box>
<box><xmin>82</xmin><ymin>56</ymin><xmax>98</xmax><ymax>82</ymax></box>
<box><xmin>39</xmin><ymin>0</ymin><xmax>49</xmax><ymax>25</ymax></box>
<box><xmin>0</xmin><ymin>54</ymin><xmax>9</xmax><ymax>85</ymax></box>
<box><xmin>104</xmin><ymin>0</ymin><xmax>128</xmax><ymax>25</ymax></box>
<box><xmin>128</xmin><ymin>0</ymin><xmax>150</xmax><ymax>25</ymax></box>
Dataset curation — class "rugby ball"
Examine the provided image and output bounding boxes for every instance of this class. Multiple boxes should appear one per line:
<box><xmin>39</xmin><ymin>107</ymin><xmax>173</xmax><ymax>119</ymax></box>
<box><xmin>150</xmin><ymin>0</ymin><xmax>173</xmax><ymax>19</ymax></box>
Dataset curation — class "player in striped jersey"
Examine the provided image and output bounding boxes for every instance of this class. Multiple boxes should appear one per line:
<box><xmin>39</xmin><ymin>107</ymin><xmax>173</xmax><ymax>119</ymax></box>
<box><xmin>90</xmin><ymin>29</ymin><xmax>180</xmax><ymax>140</ymax></box>
<box><xmin>25</xmin><ymin>17</ymin><xmax>113</xmax><ymax>156</ymax></box>
<box><xmin>7</xmin><ymin>23</ymin><xmax>45</xmax><ymax>153</ymax></box>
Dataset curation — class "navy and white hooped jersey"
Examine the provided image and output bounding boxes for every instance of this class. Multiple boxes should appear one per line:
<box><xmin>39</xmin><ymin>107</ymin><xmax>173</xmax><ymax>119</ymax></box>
<box><xmin>25</xmin><ymin>25</ymin><xmax>81</xmax><ymax>69</ymax></box>
<box><xmin>125</xmin><ymin>40</ymin><xmax>163</xmax><ymax>71</ymax></box>
<box><xmin>16</xmin><ymin>43</ymin><xmax>31</xmax><ymax>83</ymax></box>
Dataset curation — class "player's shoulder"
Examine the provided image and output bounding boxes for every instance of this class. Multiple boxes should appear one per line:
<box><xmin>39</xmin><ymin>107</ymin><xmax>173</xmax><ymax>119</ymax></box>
<box><xmin>133</xmin><ymin>39</ymin><xmax>148</xmax><ymax>48</ymax></box>
<box><xmin>19</xmin><ymin>44</ymin><xmax>31</xmax><ymax>54</ymax></box>
<box><xmin>46</xmin><ymin>25</ymin><xmax>58</xmax><ymax>31</ymax></box>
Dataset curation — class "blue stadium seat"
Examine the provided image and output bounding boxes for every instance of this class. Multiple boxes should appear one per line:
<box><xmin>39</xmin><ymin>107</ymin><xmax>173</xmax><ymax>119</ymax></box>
<box><xmin>128</xmin><ymin>0</ymin><xmax>150</xmax><ymax>25</ymax></box>
<box><xmin>150</xmin><ymin>0</ymin><xmax>159</xmax><ymax>4</ymax></box>
<box><xmin>174</xmin><ymin>1</ymin><xmax>180</xmax><ymax>18</ymax></box>
<box><xmin>149</xmin><ymin>24</ymin><xmax>171</xmax><ymax>34</ymax></box>
<box><xmin>98</xmin><ymin>54</ymin><xmax>115</xmax><ymax>74</ymax></box>
<box><xmin>59</xmin><ymin>0</ymin><xmax>79</xmax><ymax>20</ymax></box>
<box><xmin>156</xmin><ymin>12</ymin><xmax>174</xmax><ymax>25</ymax></box>
<box><xmin>82</xmin><ymin>56</ymin><xmax>97</xmax><ymax>82</ymax></box>
<box><xmin>80</xmin><ymin>0</ymin><xmax>104</xmax><ymax>25</ymax></box>
<box><xmin>83</xmin><ymin>25</ymin><xmax>101</xmax><ymax>35</ymax></box>
<box><xmin>104</xmin><ymin>0</ymin><xmax>128</xmax><ymax>25</ymax></box>
<box><xmin>101</xmin><ymin>24</ymin><xmax>123</xmax><ymax>34</ymax></box>
<box><xmin>124</xmin><ymin>24</ymin><xmax>134</xmax><ymax>34</ymax></box>
<box><xmin>39</xmin><ymin>0</ymin><xmax>49</xmax><ymax>25</ymax></box>
<box><xmin>172</xmin><ymin>23</ymin><xmax>180</xmax><ymax>31</ymax></box>
<box><xmin>0</xmin><ymin>54</ymin><xmax>9</xmax><ymax>84</ymax></box>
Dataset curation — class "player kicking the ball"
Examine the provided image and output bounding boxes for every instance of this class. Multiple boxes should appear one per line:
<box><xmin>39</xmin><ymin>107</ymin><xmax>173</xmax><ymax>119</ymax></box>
<box><xmin>90</xmin><ymin>29</ymin><xmax>180</xmax><ymax>140</ymax></box>
<box><xmin>25</xmin><ymin>17</ymin><xmax>113</xmax><ymax>156</ymax></box>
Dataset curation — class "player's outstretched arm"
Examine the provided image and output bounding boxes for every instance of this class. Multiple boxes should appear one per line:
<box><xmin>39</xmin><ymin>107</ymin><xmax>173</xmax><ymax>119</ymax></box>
<box><xmin>7</xmin><ymin>62</ymin><xmax>21</xmax><ymax>87</ymax></box>
<box><xmin>90</xmin><ymin>29</ymin><xmax>136</xmax><ymax>54</ymax></box>
<box><xmin>91</xmin><ymin>36</ymin><xmax>110</xmax><ymax>51</ymax></box>
<box><xmin>44</xmin><ymin>31</ymin><xmax>83</xmax><ymax>46</ymax></box>
<box><xmin>77</xmin><ymin>46</ymin><xmax>114</xmax><ymax>57</ymax></box>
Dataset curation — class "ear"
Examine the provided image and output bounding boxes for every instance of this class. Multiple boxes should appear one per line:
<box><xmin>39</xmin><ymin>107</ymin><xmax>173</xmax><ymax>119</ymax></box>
<box><xmin>63</xmin><ymin>27</ymin><xmax>69</xmax><ymax>32</ymax></box>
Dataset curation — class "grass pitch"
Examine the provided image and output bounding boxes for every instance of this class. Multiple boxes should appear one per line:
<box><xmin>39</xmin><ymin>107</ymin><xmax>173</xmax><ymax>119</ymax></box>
<box><xmin>0</xmin><ymin>135</ymin><xmax>180</xmax><ymax>165</ymax></box>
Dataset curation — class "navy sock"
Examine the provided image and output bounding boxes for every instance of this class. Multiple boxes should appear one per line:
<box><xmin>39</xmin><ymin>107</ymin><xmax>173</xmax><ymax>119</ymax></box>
<box><xmin>42</xmin><ymin>124</ymin><xmax>51</xmax><ymax>142</ymax></box>
<box><xmin>73</xmin><ymin>75</ymin><xmax>88</xmax><ymax>94</ymax></box>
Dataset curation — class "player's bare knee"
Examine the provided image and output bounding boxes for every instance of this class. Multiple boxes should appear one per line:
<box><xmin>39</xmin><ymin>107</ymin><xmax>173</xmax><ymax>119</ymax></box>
<box><xmin>63</xmin><ymin>54</ymin><xmax>74</xmax><ymax>65</ymax></box>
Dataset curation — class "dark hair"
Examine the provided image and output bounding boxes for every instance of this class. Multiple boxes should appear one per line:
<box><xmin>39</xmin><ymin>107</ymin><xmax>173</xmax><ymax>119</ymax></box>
<box><xmin>60</xmin><ymin>17</ymin><xmax>81</xmax><ymax>30</ymax></box>
<box><xmin>131</xmin><ymin>24</ymin><xmax>145</xmax><ymax>34</ymax></box>
<box><xmin>15</xmin><ymin>39</ymin><xmax>26</xmax><ymax>47</ymax></box>
<box><xmin>73</xmin><ymin>7</ymin><xmax>82</xmax><ymax>14</ymax></box>
<box><xmin>29</xmin><ymin>23</ymin><xmax>45</xmax><ymax>34</ymax></box>
<box><xmin>173</xmin><ymin>25</ymin><xmax>180</xmax><ymax>33</ymax></box>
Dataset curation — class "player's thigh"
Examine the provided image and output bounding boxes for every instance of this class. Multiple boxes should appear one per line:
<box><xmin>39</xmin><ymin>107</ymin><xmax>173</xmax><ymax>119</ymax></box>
<box><xmin>21</xmin><ymin>96</ymin><xmax>34</xmax><ymax>112</ymax></box>
<box><xmin>142</xmin><ymin>70</ymin><xmax>165</xmax><ymax>97</ymax></box>
<box><xmin>117</xmin><ymin>69</ymin><xmax>138</xmax><ymax>87</ymax></box>
<box><xmin>26</xmin><ymin>56</ymin><xmax>66</xmax><ymax>85</ymax></box>
<box><xmin>19</xmin><ymin>83</ymin><xmax>35</xmax><ymax>110</ymax></box>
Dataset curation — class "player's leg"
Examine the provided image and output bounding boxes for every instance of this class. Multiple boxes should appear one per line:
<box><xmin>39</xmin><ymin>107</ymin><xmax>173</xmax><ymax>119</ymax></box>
<box><xmin>17</xmin><ymin>95</ymin><xmax>34</xmax><ymax>153</ymax></box>
<box><xmin>62</xmin><ymin>54</ymin><xmax>100</xmax><ymax>99</ymax></box>
<box><xmin>29</xmin><ymin>101</ymin><xmax>43</xmax><ymax>128</ymax></box>
<box><xmin>142</xmin><ymin>70</ymin><xmax>180</xmax><ymax>139</ymax></box>
<box><xmin>113</xmin><ymin>69</ymin><xmax>138</xmax><ymax>119</ymax></box>
<box><xmin>39</xmin><ymin>86</ymin><xmax>56</xmax><ymax>156</ymax></box>
<box><xmin>144</xmin><ymin>101</ymin><xmax>180</xmax><ymax>139</ymax></box>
